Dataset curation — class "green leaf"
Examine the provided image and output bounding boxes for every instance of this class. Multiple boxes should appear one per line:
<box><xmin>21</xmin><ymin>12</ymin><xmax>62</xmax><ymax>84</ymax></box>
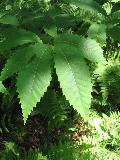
<box><xmin>54</xmin><ymin>45</ymin><xmax>92</xmax><ymax>120</ymax></box>
<box><xmin>55</xmin><ymin>14</ymin><xmax>76</xmax><ymax>28</ymax></box>
<box><xmin>111</xmin><ymin>1</ymin><xmax>120</xmax><ymax>13</ymax></box>
<box><xmin>0</xmin><ymin>47</ymin><xmax>34</xmax><ymax>81</ymax></box>
<box><xmin>107</xmin><ymin>25</ymin><xmax>120</xmax><ymax>41</ymax></box>
<box><xmin>0</xmin><ymin>81</ymin><xmax>6</xmax><ymax>93</ymax></box>
<box><xmin>17</xmin><ymin>47</ymin><xmax>52</xmax><ymax>123</ymax></box>
<box><xmin>94</xmin><ymin>0</ymin><xmax>108</xmax><ymax>5</ymax></box>
<box><xmin>0</xmin><ymin>26</ymin><xmax>41</xmax><ymax>53</ymax></box>
<box><xmin>106</xmin><ymin>10</ymin><xmax>120</xmax><ymax>25</ymax></box>
<box><xmin>69</xmin><ymin>0</ymin><xmax>106</xmax><ymax>15</ymax></box>
<box><xmin>0</xmin><ymin>15</ymin><xmax>19</xmax><ymax>25</ymax></box>
<box><xmin>55</xmin><ymin>34</ymin><xmax>105</xmax><ymax>63</ymax></box>
<box><xmin>0</xmin><ymin>44</ymin><xmax>50</xmax><ymax>81</ymax></box>
<box><xmin>88</xmin><ymin>23</ymin><xmax>107</xmax><ymax>46</ymax></box>
<box><xmin>44</xmin><ymin>25</ymin><xmax>57</xmax><ymax>37</ymax></box>
<box><xmin>111</xmin><ymin>0</ymin><xmax>119</xmax><ymax>2</ymax></box>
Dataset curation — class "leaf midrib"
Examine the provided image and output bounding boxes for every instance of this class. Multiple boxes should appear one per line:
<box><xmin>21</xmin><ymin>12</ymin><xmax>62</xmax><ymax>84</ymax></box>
<box><xmin>59</xmin><ymin>48</ymin><xmax>83</xmax><ymax>104</ymax></box>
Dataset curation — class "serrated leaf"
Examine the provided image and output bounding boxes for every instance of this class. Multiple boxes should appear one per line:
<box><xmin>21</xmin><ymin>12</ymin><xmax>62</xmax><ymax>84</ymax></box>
<box><xmin>0</xmin><ymin>26</ymin><xmax>41</xmax><ymax>53</ymax></box>
<box><xmin>17</xmin><ymin>47</ymin><xmax>52</xmax><ymax>123</ymax></box>
<box><xmin>69</xmin><ymin>0</ymin><xmax>106</xmax><ymax>15</ymax></box>
<box><xmin>0</xmin><ymin>47</ymin><xmax>34</xmax><ymax>81</ymax></box>
<box><xmin>88</xmin><ymin>23</ymin><xmax>107</xmax><ymax>46</ymax></box>
<box><xmin>0</xmin><ymin>43</ymin><xmax>51</xmax><ymax>81</ymax></box>
<box><xmin>55</xmin><ymin>34</ymin><xmax>105</xmax><ymax>63</ymax></box>
<box><xmin>54</xmin><ymin>45</ymin><xmax>92</xmax><ymax>120</ymax></box>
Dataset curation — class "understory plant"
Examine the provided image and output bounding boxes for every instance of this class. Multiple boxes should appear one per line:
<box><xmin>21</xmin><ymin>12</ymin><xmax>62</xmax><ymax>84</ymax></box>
<box><xmin>0</xmin><ymin>142</ymin><xmax>47</xmax><ymax>160</ymax></box>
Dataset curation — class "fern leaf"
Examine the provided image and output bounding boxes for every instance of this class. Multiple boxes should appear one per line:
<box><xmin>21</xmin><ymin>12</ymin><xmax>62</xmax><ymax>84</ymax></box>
<box><xmin>0</xmin><ymin>26</ymin><xmax>41</xmax><ymax>53</ymax></box>
<box><xmin>55</xmin><ymin>34</ymin><xmax>105</xmax><ymax>63</ymax></box>
<box><xmin>54</xmin><ymin>45</ymin><xmax>92</xmax><ymax>120</ymax></box>
<box><xmin>17</xmin><ymin>48</ymin><xmax>52</xmax><ymax>123</ymax></box>
<box><xmin>69</xmin><ymin>0</ymin><xmax>106</xmax><ymax>15</ymax></box>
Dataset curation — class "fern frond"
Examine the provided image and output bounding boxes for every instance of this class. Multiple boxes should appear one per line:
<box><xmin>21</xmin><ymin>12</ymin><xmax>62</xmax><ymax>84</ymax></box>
<box><xmin>93</xmin><ymin>61</ymin><xmax>120</xmax><ymax>106</ymax></box>
<box><xmin>69</xmin><ymin>0</ymin><xmax>106</xmax><ymax>15</ymax></box>
<box><xmin>60</xmin><ymin>4</ymin><xmax>104</xmax><ymax>23</ymax></box>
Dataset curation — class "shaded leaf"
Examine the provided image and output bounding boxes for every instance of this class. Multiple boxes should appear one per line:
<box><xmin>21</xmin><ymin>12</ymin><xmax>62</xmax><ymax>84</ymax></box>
<box><xmin>0</xmin><ymin>26</ymin><xmax>41</xmax><ymax>53</ymax></box>
<box><xmin>107</xmin><ymin>25</ymin><xmax>120</xmax><ymax>41</ymax></box>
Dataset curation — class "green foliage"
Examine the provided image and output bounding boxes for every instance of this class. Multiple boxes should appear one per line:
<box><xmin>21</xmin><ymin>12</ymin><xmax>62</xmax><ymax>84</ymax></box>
<box><xmin>93</xmin><ymin>61</ymin><xmax>120</xmax><ymax>106</ymax></box>
<box><xmin>111</xmin><ymin>1</ymin><xmax>120</xmax><ymax>13</ymax></box>
<box><xmin>88</xmin><ymin>23</ymin><xmax>107</xmax><ymax>46</ymax></box>
<box><xmin>48</xmin><ymin>132</ymin><xmax>120</xmax><ymax>160</ymax></box>
<box><xmin>16</xmin><ymin>45</ymin><xmax>52</xmax><ymax>123</ymax></box>
<box><xmin>101</xmin><ymin>112</ymin><xmax>120</xmax><ymax>150</ymax></box>
<box><xmin>54</xmin><ymin>44</ymin><xmax>92</xmax><ymax>120</ymax></box>
<box><xmin>22</xmin><ymin>149</ymin><xmax>48</xmax><ymax>160</ymax></box>
<box><xmin>87</xmin><ymin>110</ymin><xmax>120</xmax><ymax>158</ymax></box>
<box><xmin>0</xmin><ymin>15</ymin><xmax>19</xmax><ymax>25</ymax></box>
<box><xmin>0</xmin><ymin>26</ymin><xmax>41</xmax><ymax>53</ymax></box>
<box><xmin>0</xmin><ymin>142</ymin><xmax>47</xmax><ymax>160</ymax></box>
<box><xmin>0</xmin><ymin>0</ymin><xmax>108</xmax><ymax>123</ymax></box>
<box><xmin>107</xmin><ymin>24</ymin><xmax>120</xmax><ymax>42</ymax></box>
<box><xmin>0</xmin><ymin>1</ymin><xmax>120</xmax><ymax>160</ymax></box>
<box><xmin>0</xmin><ymin>46</ymin><xmax>37</xmax><ymax>80</ymax></box>
<box><xmin>0</xmin><ymin>7</ymin><xmax>119</xmax><ymax>160</ymax></box>
<box><xmin>31</xmin><ymin>88</ymin><xmax>70</xmax><ymax>129</ymax></box>
<box><xmin>69</xmin><ymin>0</ymin><xmax>106</xmax><ymax>15</ymax></box>
<box><xmin>48</xmin><ymin>141</ymin><xmax>81</xmax><ymax>160</ymax></box>
<box><xmin>54</xmin><ymin>34</ymin><xmax>105</xmax><ymax>63</ymax></box>
<box><xmin>0</xmin><ymin>81</ymin><xmax>6</xmax><ymax>93</ymax></box>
